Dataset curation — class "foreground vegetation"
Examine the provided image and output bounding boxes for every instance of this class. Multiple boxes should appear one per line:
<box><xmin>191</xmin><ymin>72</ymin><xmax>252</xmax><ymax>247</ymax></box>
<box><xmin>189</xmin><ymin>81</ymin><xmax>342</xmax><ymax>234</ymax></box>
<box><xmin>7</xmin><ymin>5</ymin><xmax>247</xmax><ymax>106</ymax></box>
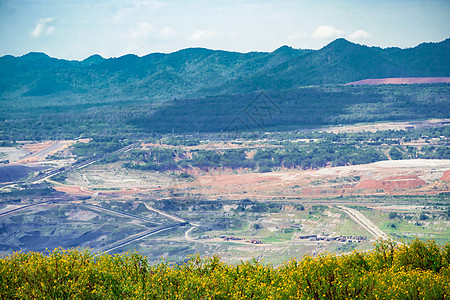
<box><xmin>1</xmin><ymin>239</ymin><xmax>449</xmax><ymax>299</ymax></box>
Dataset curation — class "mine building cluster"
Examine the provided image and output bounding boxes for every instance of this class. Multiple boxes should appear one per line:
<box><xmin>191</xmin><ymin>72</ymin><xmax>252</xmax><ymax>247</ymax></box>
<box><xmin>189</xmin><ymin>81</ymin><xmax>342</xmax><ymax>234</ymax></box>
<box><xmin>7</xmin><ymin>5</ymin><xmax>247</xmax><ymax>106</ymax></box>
<box><xmin>197</xmin><ymin>235</ymin><xmax>210</xmax><ymax>239</ymax></box>
<box><xmin>218</xmin><ymin>235</ymin><xmax>262</xmax><ymax>244</ymax></box>
<box><xmin>298</xmin><ymin>234</ymin><xmax>368</xmax><ymax>243</ymax></box>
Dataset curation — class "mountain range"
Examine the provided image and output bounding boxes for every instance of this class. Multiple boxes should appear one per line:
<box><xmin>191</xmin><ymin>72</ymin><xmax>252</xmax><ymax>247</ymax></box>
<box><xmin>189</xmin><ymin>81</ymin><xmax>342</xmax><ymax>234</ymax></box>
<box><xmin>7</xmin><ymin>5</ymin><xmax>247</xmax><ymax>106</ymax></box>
<box><xmin>1</xmin><ymin>38</ymin><xmax>449</xmax><ymax>102</ymax></box>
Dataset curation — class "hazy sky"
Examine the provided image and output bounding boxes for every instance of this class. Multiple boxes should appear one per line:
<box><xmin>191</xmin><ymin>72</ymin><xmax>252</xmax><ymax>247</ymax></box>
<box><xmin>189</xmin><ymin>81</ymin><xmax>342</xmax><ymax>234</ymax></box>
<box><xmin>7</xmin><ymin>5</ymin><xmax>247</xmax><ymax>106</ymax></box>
<box><xmin>0</xmin><ymin>0</ymin><xmax>449</xmax><ymax>60</ymax></box>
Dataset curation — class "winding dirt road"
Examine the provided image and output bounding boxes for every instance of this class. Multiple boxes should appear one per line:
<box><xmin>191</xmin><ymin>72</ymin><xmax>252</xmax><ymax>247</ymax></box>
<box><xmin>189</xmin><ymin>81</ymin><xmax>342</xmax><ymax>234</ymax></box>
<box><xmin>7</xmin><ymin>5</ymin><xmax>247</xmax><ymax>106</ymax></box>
<box><xmin>185</xmin><ymin>226</ymin><xmax>197</xmax><ymax>241</ymax></box>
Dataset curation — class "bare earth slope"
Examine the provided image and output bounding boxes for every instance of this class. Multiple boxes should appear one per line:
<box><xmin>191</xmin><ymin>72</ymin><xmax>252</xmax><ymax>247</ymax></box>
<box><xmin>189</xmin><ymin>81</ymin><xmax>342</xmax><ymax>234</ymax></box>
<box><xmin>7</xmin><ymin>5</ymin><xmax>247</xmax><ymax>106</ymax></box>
<box><xmin>346</xmin><ymin>77</ymin><xmax>450</xmax><ymax>85</ymax></box>
<box><xmin>54</xmin><ymin>159</ymin><xmax>450</xmax><ymax>200</ymax></box>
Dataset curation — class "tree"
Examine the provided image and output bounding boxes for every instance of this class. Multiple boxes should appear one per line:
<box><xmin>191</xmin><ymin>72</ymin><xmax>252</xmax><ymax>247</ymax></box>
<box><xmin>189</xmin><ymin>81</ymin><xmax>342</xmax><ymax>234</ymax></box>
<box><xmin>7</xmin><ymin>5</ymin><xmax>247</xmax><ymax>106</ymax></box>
<box><xmin>389</xmin><ymin>147</ymin><xmax>404</xmax><ymax>160</ymax></box>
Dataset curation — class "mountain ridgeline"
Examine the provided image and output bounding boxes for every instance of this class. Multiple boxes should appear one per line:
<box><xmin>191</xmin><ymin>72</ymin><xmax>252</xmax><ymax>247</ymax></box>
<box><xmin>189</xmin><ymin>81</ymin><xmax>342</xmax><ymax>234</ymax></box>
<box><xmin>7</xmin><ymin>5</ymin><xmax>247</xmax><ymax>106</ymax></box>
<box><xmin>1</xmin><ymin>38</ymin><xmax>449</xmax><ymax>100</ymax></box>
<box><xmin>0</xmin><ymin>38</ymin><xmax>449</xmax><ymax>138</ymax></box>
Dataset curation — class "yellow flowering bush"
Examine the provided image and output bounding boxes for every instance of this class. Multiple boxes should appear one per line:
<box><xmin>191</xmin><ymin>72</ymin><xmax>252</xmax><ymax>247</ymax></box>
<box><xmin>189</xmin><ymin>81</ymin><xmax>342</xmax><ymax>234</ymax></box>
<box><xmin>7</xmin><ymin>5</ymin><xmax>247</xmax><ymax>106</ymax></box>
<box><xmin>0</xmin><ymin>239</ymin><xmax>448</xmax><ymax>299</ymax></box>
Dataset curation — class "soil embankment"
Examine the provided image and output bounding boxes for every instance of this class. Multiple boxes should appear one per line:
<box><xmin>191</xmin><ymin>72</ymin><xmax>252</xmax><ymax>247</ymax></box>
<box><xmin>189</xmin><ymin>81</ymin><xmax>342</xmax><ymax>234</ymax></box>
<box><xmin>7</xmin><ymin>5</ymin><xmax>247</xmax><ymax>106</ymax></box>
<box><xmin>51</xmin><ymin>159</ymin><xmax>450</xmax><ymax>199</ymax></box>
<box><xmin>355</xmin><ymin>176</ymin><xmax>426</xmax><ymax>192</ymax></box>
<box><xmin>441</xmin><ymin>170</ymin><xmax>450</xmax><ymax>181</ymax></box>
<box><xmin>346</xmin><ymin>77</ymin><xmax>450</xmax><ymax>85</ymax></box>
<box><xmin>0</xmin><ymin>165</ymin><xmax>48</xmax><ymax>183</ymax></box>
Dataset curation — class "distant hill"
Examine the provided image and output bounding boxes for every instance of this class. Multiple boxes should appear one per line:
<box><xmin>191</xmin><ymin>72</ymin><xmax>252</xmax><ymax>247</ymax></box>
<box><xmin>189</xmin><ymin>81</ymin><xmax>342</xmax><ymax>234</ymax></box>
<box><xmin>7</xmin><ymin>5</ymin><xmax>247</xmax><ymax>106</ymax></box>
<box><xmin>0</xmin><ymin>38</ymin><xmax>449</xmax><ymax>101</ymax></box>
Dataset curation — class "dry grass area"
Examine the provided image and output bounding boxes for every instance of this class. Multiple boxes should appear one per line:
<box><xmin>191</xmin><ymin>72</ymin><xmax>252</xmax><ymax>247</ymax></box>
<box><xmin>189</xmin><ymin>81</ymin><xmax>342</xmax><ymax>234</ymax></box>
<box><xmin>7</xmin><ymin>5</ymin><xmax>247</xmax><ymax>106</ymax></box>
<box><xmin>22</xmin><ymin>142</ymin><xmax>56</xmax><ymax>153</ymax></box>
<box><xmin>324</xmin><ymin>118</ymin><xmax>449</xmax><ymax>134</ymax></box>
<box><xmin>55</xmin><ymin>163</ymin><xmax>178</xmax><ymax>198</ymax></box>
<box><xmin>17</xmin><ymin>141</ymin><xmax>75</xmax><ymax>164</ymax></box>
<box><xmin>142</xmin><ymin>141</ymin><xmax>275</xmax><ymax>152</ymax></box>
<box><xmin>0</xmin><ymin>140</ymin><xmax>76</xmax><ymax>165</ymax></box>
<box><xmin>0</xmin><ymin>147</ymin><xmax>29</xmax><ymax>163</ymax></box>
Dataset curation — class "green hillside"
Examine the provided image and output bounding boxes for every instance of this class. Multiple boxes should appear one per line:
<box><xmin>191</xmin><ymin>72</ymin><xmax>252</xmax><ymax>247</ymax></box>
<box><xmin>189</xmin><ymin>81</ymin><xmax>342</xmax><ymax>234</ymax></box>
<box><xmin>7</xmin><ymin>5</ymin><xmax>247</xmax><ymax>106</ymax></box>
<box><xmin>1</xmin><ymin>83</ymin><xmax>447</xmax><ymax>140</ymax></box>
<box><xmin>0</xmin><ymin>39</ymin><xmax>449</xmax><ymax>139</ymax></box>
<box><xmin>132</xmin><ymin>84</ymin><xmax>450</xmax><ymax>133</ymax></box>
<box><xmin>1</xmin><ymin>38</ymin><xmax>449</xmax><ymax>101</ymax></box>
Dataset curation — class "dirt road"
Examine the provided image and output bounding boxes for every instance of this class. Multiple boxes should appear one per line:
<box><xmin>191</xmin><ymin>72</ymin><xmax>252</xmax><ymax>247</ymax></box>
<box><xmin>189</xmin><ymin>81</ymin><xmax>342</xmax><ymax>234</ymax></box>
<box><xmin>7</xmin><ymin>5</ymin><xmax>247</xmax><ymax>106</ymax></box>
<box><xmin>337</xmin><ymin>206</ymin><xmax>387</xmax><ymax>240</ymax></box>
<box><xmin>96</xmin><ymin>224</ymin><xmax>183</xmax><ymax>255</ymax></box>
<box><xmin>18</xmin><ymin>141</ymin><xmax>71</xmax><ymax>164</ymax></box>
<box><xmin>143</xmin><ymin>203</ymin><xmax>186</xmax><ymax>223</ymax></box>
<box><xmin>0</xmin><ymin>203</ymin><xmax>45</xmax><ymax>217</ymax></box>
<box><xmin>84</xmin><ymin>204</ymin><xmax>162</xmax><ymax>225</ymax></box>
<box><xmin>185</xmin><ymin>226</ymin><xmax>197</xmax><ymax>241</ymax></box>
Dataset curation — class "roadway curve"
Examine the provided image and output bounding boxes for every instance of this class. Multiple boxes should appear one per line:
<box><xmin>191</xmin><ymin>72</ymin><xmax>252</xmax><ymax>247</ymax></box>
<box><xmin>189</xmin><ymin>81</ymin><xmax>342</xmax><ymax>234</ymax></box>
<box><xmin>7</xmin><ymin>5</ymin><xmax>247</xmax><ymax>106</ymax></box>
<box><xmin>184</xmin><ymin>226</ymin><xmax>198</xmax><ymax>242</ymax></box>
<box><xmin>94</xmin><ymin>202</ymin><xmax>190</xmax><ymax>254</ymax></box>
<box><xmin>0</xmin><ymin>143</ymin><xmax>139</xmax><ymax>190</ymax></box>
<box><xmin>96</xmin><ymin>223</ymin><xmax>185</xmax><ymax>255</ymax></box>
<box><xmin>0</xmin><ymin>199</ymin><xmax>189</xmax><ymax>255</ymax></box>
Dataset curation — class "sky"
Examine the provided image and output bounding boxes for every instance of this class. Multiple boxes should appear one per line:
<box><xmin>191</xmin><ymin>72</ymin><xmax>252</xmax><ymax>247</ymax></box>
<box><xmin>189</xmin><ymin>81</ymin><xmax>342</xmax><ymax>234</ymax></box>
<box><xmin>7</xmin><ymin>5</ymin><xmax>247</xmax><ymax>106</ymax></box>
<box><xmin>0</xmin><ymin>0</ymin><xmax>449</xmax><ymax>60</ymax></box>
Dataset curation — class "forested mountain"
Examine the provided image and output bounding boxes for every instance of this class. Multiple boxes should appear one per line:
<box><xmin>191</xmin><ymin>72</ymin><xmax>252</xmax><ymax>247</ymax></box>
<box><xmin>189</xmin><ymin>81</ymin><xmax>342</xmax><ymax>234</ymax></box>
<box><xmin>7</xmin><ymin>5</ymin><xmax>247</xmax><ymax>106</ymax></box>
<box><xmin>0</xmin><ymin>38</ymin><xmax>449</xmax><ymax>139</ymax></box>
<box><xmin>216</xmin><ymin>38</ymin><xmax>450</xmax><ymax>93</ymax></box>
<box><xmin>0</xmin><ymin>38</ymin><xmax>449</xmax><ymax>102</ymax></box>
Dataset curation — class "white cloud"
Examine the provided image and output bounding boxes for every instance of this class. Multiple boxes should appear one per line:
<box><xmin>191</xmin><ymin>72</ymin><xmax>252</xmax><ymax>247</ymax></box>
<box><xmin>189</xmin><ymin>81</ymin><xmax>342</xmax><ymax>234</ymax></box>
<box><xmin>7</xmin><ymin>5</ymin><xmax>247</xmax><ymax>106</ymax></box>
<box><xmin>160</xmin><ymin>26</ymin><xmax>176</xmax><ymax>39</ymax></box>
<box><xmin>135</xmin><ymin>0</ymin><xmax>165</xmax><ymax>10</ymax></box>
<box><xmin>348</xmin><ymin>29</ymin><xmax>370</xmax><ymax>40</ymax></box>
<box><xmin>312</xmin><ymin>26</ymin><xmax>345</xmax><ymax>39</ymax></box>
<box><xmin>189</xmin><ymin>29</ymin><xmax>217</xmax><ymax>41</ymax></box>
<box><xmin>113</xmin><ymin>1</ymin><xmax>165</xmax><ymax>23</ymax></box>
<box><xmin>129</xmin><ymin>23</ymin><xmax>177</xmax><ymax>40</ymax></box>
<box><xmin>130</xmin><ymin>22</ymin><xmax>154</xmax><ymax>38</ymax></box>
<box><xmin>287</xmin><ymin>32</ymin><xmax>308</xmax><ymax>40</ymax></box>
<box><xmin>30</xmin><ymin>18</ymin><xmax>55</xmax><ymax>38</ymax></box>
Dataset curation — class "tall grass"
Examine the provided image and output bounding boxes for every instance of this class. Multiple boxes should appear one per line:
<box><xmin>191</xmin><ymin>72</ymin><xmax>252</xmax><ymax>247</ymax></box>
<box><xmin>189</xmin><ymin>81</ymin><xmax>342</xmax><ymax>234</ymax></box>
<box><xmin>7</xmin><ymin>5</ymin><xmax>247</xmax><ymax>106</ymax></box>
<box><xmin>1</xmin><ymin>239</ymin><xmax>449</xmax><ymax>299</ymax></box>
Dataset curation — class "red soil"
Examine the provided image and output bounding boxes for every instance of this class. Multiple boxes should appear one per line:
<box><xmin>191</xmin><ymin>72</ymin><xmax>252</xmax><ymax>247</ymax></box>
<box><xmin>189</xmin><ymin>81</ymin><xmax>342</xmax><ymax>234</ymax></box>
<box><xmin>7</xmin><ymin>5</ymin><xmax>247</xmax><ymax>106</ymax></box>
<box><xmin>440</xmin><ymin>170</ymin><xmax>450</xmax><ymax>181</ymax></box>
<box><xmin>54</xmin><ymin>185</ymin><xmax>148</xmax><ymax>197</ymax></box>
<box><xmin>54</xmin><ymin>185</ymin><xmax>95</xmax><ymax>196</ymax></box>
<box><xmin>53</xmin><ymin>160</ymin><xmax>450</xmax><ymax>200</ymax></box>
<box><xmin>346</xmin><ymin>77</ymin><xmax>450</xmax><ymax>86</ymax></box>
<box><xmin>355</xmin><ymin>176</ymin><xmax>425</xmax><ymax>192</ymax></box>
<box><xmin>193</xmin><ymin>173</ymin><xmax>281</xmax><ymax>187</ymax></box>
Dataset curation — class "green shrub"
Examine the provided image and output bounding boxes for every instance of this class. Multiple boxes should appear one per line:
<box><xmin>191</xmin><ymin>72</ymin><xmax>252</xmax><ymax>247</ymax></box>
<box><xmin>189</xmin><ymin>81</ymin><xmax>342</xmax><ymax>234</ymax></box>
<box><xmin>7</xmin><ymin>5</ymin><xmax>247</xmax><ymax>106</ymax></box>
<box><xmin>0</xmin><ymin>239</ymin><xmax>449</xmax><ymax>299</ymax></box>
